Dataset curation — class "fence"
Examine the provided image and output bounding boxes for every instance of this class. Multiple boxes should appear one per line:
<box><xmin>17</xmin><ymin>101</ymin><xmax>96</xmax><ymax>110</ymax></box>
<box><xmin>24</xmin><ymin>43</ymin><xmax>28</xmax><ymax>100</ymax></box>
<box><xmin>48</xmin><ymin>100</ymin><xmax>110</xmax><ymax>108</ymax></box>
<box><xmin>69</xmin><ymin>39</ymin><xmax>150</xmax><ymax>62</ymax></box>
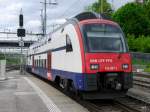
<box><xmin>131</xmin><ymin>52</ymin><xmax>150</xmax><ymax>62</ymax></box>
<box><xmin>0</xmin><ymin>60</ymin><xmax>6</xmax><ymax>80</ymax></box>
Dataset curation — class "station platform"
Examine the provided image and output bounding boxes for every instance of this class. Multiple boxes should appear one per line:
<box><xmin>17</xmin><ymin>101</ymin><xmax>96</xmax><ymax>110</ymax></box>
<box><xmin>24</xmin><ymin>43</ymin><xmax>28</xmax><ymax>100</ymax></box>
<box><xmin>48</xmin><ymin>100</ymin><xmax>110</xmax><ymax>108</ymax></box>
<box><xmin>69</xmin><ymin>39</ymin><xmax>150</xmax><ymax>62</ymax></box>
<box><xmin>0</xmin><ymin>71</ymin><xmax>89</xmax><ymax>112</ymax></box>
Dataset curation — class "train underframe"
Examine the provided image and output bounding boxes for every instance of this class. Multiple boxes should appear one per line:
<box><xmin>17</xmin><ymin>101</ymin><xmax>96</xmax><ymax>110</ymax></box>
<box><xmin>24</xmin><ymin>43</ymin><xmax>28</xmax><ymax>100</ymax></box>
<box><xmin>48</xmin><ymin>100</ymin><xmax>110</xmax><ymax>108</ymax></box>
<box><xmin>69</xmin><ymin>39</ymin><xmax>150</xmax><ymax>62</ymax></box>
<box><xmin>56</xmin><ymin>72</ymin><xmax>133</xmax><ymax>99</ymax></box>
<box><xmin>82</xmin><ymin>72</ymin><xmax>132</xmax><ymax>99</ymax></box>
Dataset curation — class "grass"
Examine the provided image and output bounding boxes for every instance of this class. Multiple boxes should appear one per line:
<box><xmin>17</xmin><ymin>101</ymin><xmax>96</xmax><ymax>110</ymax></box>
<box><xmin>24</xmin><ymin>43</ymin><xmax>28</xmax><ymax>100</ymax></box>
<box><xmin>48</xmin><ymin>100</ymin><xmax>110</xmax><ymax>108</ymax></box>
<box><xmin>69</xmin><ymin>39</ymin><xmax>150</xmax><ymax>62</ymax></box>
<box><xmin>132</xmin><ymin>59</ymin><xmax>150</xmax><ymax>65</ymax></box>
<box><xmin>0</xmin><ymin>53</ymin><xmax>20</xmax><ymax>65</ymax></box>
<box><xmin>144</xmin><ymin>67</ymin><xmax>150</xmax><ymax>72</ymax></box>
<box><xmin>6</xmin><ymin>57</ymin><xmax>20</xmax><ymax>65</ymax></box>
<box><xmin>132</xmin><ymin>59</ymin><xmax>150</xmax><ymax>72</ymax></box>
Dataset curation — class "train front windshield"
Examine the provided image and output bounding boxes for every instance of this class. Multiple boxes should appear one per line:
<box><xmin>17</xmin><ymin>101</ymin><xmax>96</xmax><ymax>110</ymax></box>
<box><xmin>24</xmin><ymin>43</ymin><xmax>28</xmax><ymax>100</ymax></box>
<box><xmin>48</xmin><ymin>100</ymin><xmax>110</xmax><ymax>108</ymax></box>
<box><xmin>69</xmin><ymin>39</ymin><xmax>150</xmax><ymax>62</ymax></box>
<box><xmin>82</xmin><ymin>24</ymin><xmax>127</xmax><ymax>53</ymax></box>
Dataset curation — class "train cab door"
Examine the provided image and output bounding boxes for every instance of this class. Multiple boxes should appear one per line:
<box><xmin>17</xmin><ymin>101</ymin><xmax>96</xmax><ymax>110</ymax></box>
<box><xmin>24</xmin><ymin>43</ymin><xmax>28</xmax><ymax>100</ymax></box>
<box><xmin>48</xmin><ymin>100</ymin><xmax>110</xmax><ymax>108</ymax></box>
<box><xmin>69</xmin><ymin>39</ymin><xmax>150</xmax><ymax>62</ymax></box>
<box><xmin>47</xmin><ymin>52</ymin><xmax>52</xmax><ymax>80</ymax></box>
<box><xmin>32</xmin><ymin>55</ymin><xmax>34</xmax><ymax>72</ymax></box>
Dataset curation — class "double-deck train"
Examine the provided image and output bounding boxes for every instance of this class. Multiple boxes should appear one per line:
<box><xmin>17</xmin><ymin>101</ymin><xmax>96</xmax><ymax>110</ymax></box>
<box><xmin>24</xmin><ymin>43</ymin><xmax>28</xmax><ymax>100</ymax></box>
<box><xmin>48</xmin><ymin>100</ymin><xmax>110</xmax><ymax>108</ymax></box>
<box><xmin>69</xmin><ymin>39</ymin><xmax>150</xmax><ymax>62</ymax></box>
<box><xmin>26</xmin><ymin>12</ymin><xmax>133</xmax><ymax>99</ymax></box>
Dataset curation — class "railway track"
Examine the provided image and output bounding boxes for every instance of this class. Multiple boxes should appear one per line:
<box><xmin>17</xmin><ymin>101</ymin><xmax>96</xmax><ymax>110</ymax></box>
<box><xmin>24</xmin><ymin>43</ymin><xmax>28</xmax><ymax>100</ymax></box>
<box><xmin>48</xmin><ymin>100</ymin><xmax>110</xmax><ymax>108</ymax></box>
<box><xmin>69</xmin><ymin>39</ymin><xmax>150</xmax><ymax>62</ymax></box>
<box><xmin>134</xmin><ymin>72</ymin><xmax>150</xmax><ymax>78</ymax></box>
<box><xmin>61</xmin><ymin>88</ymin><xmax>150</xmax><ymax>112</ymax></box>
<box><xmin>79</xmin><ymin>96</ymin><xmax>149</xmax><ymax>112</ymax></box>
<box><xmin>6</xmin><ymin>65</ymin><xmax>20</xmax><ymax>71</ymax></box>
<box><xmin>126</xmin><ymin>72</ymin><xmax>150</xmax><ymax>105</ymax></box>
<box><xmin>114</xmin><ymin>97</ymin><xmax>150</xmax><ymax>112</ymax></box>
<box><xmin>81</xmin><ymin>100</ymin><xmax>121</xmax><ymax>112</ymax></box>
<box><xmin>133</xmin><ymin>73</ymin><xmax>150</xmax><ymax>89</ymax></box>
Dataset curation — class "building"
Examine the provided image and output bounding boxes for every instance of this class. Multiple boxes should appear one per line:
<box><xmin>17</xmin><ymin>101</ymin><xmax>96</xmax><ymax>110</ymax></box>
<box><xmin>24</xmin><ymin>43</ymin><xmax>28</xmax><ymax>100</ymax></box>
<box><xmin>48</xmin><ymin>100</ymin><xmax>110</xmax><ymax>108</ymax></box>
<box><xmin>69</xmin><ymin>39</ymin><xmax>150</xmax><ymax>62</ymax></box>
<box><xmin>135</xmin><ymin>0</ymin><xmax>143</xmax><ymax>3</ymax></box>
<box><xmin>135</xmin><ymin>0</ymin><xmax>150</xmax><ymax>3</ymax></box>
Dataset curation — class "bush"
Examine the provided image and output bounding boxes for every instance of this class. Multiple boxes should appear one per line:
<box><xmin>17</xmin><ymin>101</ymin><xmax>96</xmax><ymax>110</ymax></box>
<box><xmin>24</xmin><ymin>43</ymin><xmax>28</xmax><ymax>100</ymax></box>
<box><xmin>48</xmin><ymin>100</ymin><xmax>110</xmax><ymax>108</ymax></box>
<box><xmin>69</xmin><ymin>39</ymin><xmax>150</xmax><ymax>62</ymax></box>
<box><xmin>127</xmin><ymin>34</ymin><xmax>137</xmax><ymax>51</ymax></box>
<box><xmin>127</xmin><ymin>35</ymin><xmax>150</xmax><ymax>53</ymax></box>
<box><xmin>145</xmin><ymin>2</ymin><xmax>150</xmax><ymax>20</ymax></box>
<box><xmin>0</xmin><ymin>54</ymin><xmax>5</xmax><ymax>60</ymax></box>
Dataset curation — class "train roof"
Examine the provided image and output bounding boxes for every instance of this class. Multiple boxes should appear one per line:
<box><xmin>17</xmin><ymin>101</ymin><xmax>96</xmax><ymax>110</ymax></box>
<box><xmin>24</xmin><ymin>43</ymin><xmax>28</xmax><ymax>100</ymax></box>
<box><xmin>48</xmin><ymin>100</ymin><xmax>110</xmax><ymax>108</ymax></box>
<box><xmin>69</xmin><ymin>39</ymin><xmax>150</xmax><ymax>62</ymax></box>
<box><xmin>71</xmin><ymin>12</ymin><xmax>118</xmax><ymax>27</ymax></box>
<box><xmin>73</xmin><ymin>12</ymin><xmax>111</xmax><ymax>22</ymax></box>
<box><xmin>29</xmin><ymin>12</ymin><xmax>117</xmax><ymax>49</ymax></box>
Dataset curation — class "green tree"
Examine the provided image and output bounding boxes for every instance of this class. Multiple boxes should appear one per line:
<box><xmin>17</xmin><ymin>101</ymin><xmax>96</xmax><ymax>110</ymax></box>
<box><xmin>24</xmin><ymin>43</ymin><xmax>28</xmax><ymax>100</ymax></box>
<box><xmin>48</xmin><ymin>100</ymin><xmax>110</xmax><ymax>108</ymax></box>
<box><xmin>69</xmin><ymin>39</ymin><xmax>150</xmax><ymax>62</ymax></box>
<box><xmin>144</xmin><ymin>0</ymin><xmax>150</xmax><ymax>4</ymax></box>
<box><xmin>112</xmin><ymin>3</ymin><xmax>150</xmax><ymax>36</ymax></box>
<box><xmin>86</xmin><ymin>0</ymin><xmax>112</xmax><ymax>15</ymax></box>
<box><xmin>145</xmin><ymin>1</ymin><xmax>150</xmax><ymax>19</ymax></box>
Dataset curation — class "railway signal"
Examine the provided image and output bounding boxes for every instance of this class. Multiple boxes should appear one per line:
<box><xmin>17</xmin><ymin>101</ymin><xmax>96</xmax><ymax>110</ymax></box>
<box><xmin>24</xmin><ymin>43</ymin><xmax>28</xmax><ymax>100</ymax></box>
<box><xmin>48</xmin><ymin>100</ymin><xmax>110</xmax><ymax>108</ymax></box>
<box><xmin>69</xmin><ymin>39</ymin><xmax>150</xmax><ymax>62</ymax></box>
<box><xmin>17</xmin><ymin>9</ymin><xmax>26</xmax><ymax>37</ymax></box>
<box><xmin>19</xmin><ymin>13</ymin><xmax>23</xmax><ymax>27</ymax></box>
<box><xmin>17</xmin><ymin>9</ymin><xmax>26</xmax><ymax>74</ymax></box>
<box><xmin>17</xmin><ymin>28</ymin><xmax>25</xmax><ymax>37</ymax></box>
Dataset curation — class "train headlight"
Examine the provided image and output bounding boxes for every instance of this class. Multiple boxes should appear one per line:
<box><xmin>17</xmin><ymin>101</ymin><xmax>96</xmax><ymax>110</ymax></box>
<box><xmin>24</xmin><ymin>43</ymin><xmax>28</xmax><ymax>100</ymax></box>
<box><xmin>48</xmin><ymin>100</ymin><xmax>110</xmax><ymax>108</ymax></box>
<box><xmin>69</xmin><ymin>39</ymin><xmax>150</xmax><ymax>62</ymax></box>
<box><xmin>122</xmin><ymin>64</ymin><xmax>129</xmax><ymax>69</ymax></box>
<box><xmin>90</xmin><ymin>64</ymin><xmax>99</xmax><ymax>70</ymax></box>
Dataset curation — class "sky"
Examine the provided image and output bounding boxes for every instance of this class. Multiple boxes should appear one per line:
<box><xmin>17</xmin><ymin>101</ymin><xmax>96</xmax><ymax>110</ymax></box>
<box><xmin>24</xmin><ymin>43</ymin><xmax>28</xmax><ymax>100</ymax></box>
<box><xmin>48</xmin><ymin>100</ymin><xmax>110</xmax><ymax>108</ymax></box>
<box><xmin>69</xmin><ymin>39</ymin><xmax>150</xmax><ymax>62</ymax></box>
<box><xmin>0</xmin><ymin>0</ymin><xmax>134</xmax><ymax>33</ymax></box>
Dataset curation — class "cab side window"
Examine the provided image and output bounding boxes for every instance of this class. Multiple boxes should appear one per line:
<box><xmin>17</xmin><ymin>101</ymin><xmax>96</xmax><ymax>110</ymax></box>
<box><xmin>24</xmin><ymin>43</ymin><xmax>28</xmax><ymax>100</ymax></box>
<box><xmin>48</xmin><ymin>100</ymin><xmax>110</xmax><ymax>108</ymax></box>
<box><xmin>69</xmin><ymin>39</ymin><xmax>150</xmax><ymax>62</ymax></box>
<box><xmin>66</xmin><ymin>35</ymin><xmax>73</xmax><ymax>52</ymax></box>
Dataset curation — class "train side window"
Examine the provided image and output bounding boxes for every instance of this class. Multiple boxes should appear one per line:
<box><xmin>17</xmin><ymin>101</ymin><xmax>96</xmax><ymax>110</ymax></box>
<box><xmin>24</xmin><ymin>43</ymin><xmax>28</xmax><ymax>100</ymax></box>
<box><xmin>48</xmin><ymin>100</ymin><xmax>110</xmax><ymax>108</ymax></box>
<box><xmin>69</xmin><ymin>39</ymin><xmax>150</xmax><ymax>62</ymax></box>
<box><xmin>36</xmin><ymin>60</ymin><xmax>37</xmax><ymax>67</ymax></box>
<box><xmin>43</xmin><ymin>59</ymin><xmax>45</xmax><ymax>68</ymax></box>
<box><xmin>40</xmin><ymin>60</ymin><xmax>42</xmax><ymax>67</ymax></box>
<box><xmin>36</xmin><ymin>60</ymin><xmax>38</xmax><ymax>67</ymax></box>
<box><xmin>37</xmin><ymin>60</ymin><xmax>38</xmax><ymax>67</ymax></box>
<box><xmin>38</xmin><ymin>60</ymin><xmax>39</xmax><ymax>67</ymax></box>
<box><xmin>43</xmin><ymin>60</ymin><xmax>44</xmax><ymax>68</ymax></box>
<box><xmin>35</xmin><ymin>60</ymin><xmax>36</xmax><ymax>67</ymax></box>
<box><xmin>34</xmin><ymin>60</ymin><xmax>36</xmax><ymax>67</ymax></box>
<box><xmin>46</xmin><ymin>59</ymin><xmax>48</xmax><ymax>68</ymax></box>
<box><xmin>39</xmin><ymin>60</ymin><xmax>40</xmax><ymax>67</ymax></box>
<box><xmin>48</xmin><ymin>38</ymin><xmax>51</xmax><ymax>41</ymax></box>
<box><xmin>61</xmin><ymin>28</ymin><xmax>64</xmax><ymax>33</ymax></box>
<box><xmin>45</xmin><ymin>59</ymin><xmax>47</xmax><ymax>68</ymax></box>
<box><xmin>41</xmin><ymin>60</ymin><xmax>42</xmax><ymax>67</ymax></box>
<box><xmin>66</xmin><ymin>35</ymin><xmax>73</xmax><ymax>52</ymax></box>
<box><xmin>41</xmin><ymin>59</ymin><xmax>43</xmax><ymax>67</ymax></box>
<box><xmin>42</xmin><ymin>60</ymin><xmax>44</xmax><ymax>68</ymax></box>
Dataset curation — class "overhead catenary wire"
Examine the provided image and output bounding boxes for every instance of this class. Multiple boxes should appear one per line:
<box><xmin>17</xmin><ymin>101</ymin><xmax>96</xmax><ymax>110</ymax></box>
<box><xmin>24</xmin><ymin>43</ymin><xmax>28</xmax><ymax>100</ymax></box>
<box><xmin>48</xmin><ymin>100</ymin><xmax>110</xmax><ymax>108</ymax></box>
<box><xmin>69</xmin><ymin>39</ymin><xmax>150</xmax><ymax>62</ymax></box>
<box><xmin>46</xmin><ymin>0</ymin><xmax>93</xmax><ymax>32</ymax></box>
<box><xmin>46</xmin><ymin>0</ymin><xmax>83</xmax><ymax>32</ymax></box>
<box><xmin>57</xmin><ymin>0</ymin><xmax>84</xmax><ymax>19</ymax></box>
<box><xmin>70</xmin><ymin>0</ymin><xmax>90</xmax><ymax>17</ymax></box>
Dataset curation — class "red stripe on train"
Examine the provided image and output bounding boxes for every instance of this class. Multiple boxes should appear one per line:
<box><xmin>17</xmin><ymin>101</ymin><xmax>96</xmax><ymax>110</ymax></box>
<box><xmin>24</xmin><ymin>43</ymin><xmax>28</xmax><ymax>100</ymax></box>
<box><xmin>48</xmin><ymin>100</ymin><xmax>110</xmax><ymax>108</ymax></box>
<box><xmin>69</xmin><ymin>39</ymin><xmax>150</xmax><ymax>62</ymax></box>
<box><xmin>75</xmin><ymin>25</ymin><xmax>86</xmax><ymax>73</ymax></box>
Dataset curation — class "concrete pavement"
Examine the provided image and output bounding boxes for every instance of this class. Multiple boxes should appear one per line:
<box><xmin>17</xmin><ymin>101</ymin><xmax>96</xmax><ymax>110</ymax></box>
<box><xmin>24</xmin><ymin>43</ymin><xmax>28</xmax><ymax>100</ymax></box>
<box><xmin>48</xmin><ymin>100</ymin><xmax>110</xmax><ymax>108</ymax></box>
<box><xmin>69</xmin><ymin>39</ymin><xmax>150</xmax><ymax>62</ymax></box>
<box><xmin>0</xmin><ymin>71</ymin><xmax>89</xmax><ymax>112</ymax></box>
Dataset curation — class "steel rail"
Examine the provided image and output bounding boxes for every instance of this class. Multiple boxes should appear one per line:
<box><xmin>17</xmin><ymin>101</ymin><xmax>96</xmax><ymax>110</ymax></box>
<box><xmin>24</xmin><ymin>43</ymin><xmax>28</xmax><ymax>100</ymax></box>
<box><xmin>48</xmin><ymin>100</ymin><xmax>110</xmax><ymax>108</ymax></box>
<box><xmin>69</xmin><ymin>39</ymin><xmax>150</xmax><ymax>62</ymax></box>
<box><xmin>6</xmin><ymin>65</ymin><xmax>20</xmax><ymax>71</ymax></box>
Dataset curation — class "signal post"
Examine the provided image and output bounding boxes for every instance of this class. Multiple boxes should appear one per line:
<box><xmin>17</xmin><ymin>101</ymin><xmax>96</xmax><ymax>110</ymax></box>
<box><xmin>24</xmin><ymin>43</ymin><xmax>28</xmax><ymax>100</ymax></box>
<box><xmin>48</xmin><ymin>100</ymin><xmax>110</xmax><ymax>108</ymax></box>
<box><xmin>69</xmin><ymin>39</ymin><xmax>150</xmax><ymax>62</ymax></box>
<box><xmin>17</xmin><ymin>9</ymin><xmax>26</xmax><ymax>73</ymax></box>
